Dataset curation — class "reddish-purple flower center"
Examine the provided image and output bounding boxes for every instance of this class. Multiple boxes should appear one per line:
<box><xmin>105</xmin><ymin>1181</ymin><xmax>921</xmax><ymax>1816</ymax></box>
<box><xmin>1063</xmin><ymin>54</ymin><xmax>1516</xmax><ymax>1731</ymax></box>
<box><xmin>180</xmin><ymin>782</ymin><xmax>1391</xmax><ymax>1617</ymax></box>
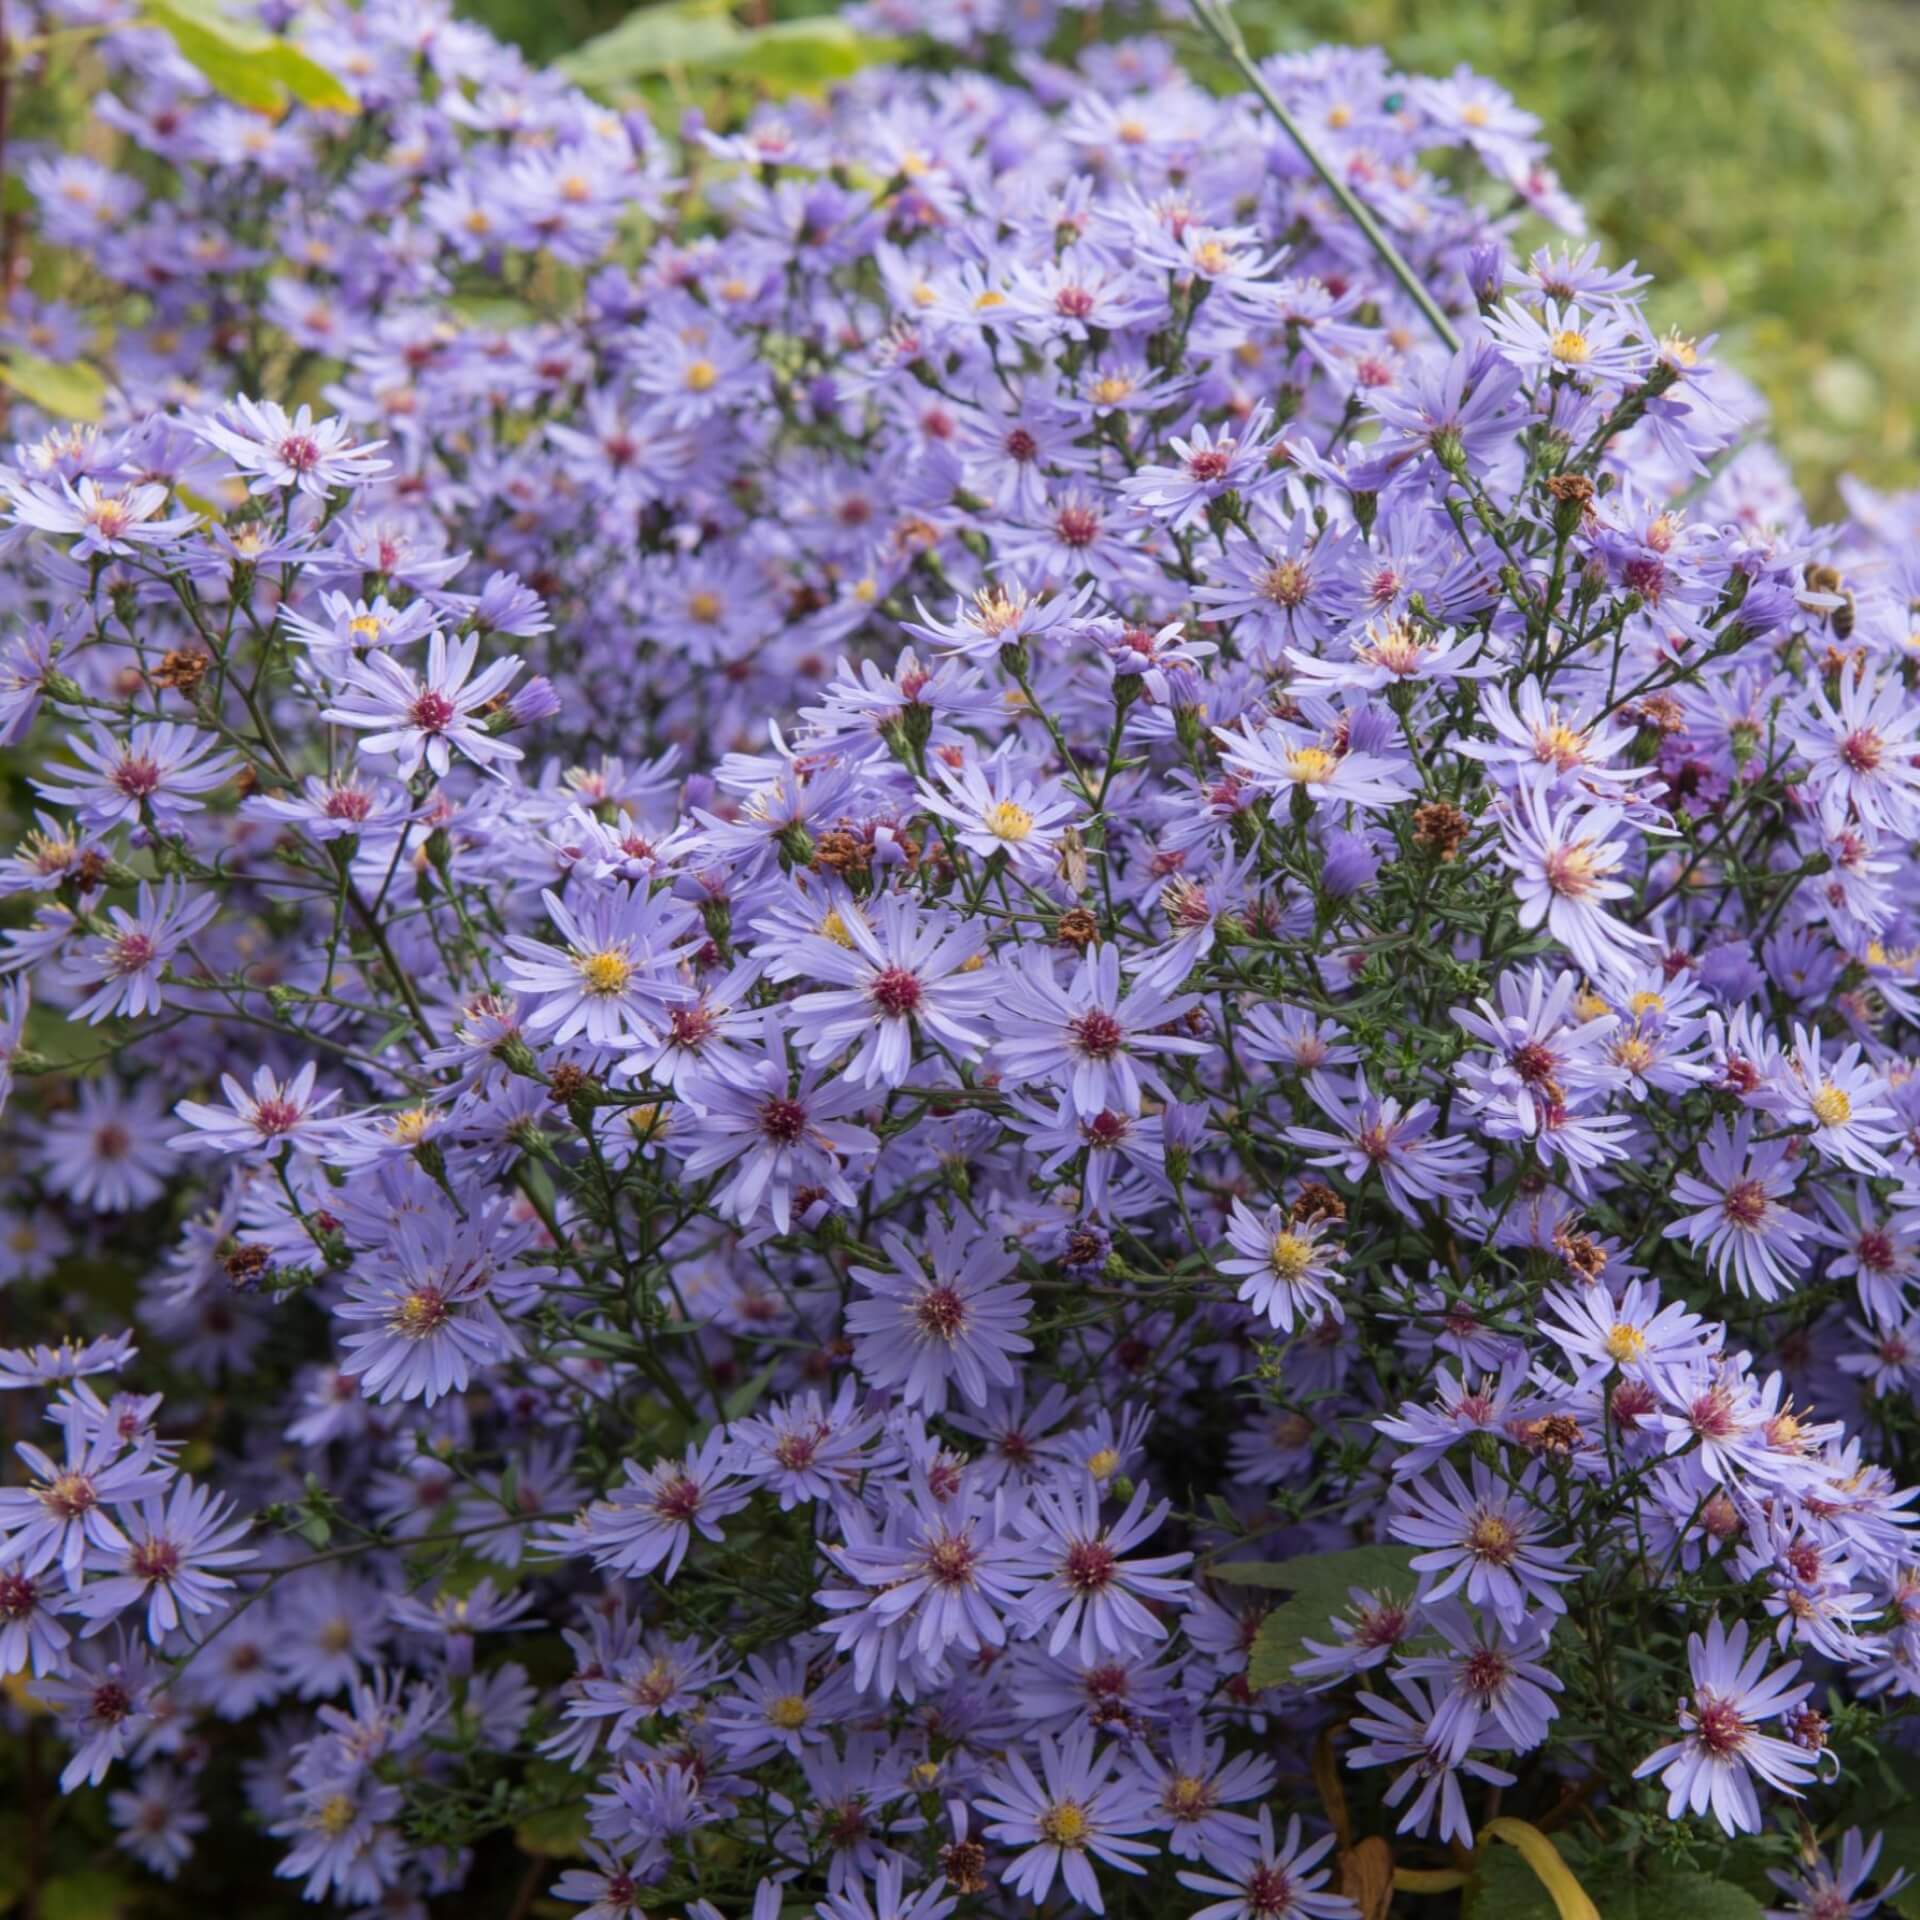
<box><xmin>1070</xmin><ymin>1009</ymin><xmax>1125</xmax><ymax>1059</ymax></box>
<box><xmin>1064</xmin><ymin>1539</ymin><xmax>1118</xmax><ymax>1592</ymax></box>
<box><xmin>868</xmin><ymin>966</ymin><xmax>923</xmax><ymax>1017</ymax></box>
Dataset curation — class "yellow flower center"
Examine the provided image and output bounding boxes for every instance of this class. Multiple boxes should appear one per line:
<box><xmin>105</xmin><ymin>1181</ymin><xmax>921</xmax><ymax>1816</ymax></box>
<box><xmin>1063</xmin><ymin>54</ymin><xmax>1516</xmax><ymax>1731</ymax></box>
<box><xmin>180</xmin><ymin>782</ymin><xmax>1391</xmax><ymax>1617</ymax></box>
<box><xmin>1268</xmin><ymin>1231</ymin><xmax>1317</xmax><ymax>1281</ymax></box>
<box><xmin>576</xmin><ymin>949</ymin><xmax>635</xmax><ymax>996</ymax></box>
<box><xmin>1604</xmin><ymin>1322</ymin><xmax>1647</xmax><ymax>1363</ymax></box>
<box><xmin>1548</xmin><ymin>328</ymin><xmax>1592</xmax><ymax>365</ymax></box>
<box><xmin>683</xmin><ymin>359</ymin><xmax>718</xmax><ymax>392</ymax></box>
<box><xmin>972</xmin><ymin>289</ymin><xmax>1007</xmax><ymax>311</ymax></box>
<box><xmin>1628</xmin><ymin>991</ymin><xmax>1664</xmax><ymax>1017</ymax></box>
<box><xmin>1084</xmin><ymin>1447</ymin><xmax>1120</xmax><ymax>1482</ymax></box>
<box><xmin>984</xmin><ymin>800</ymin><xmax>1035</xmax><ymax>842</ymax></box>
<box><xmin>1091</xmin><ymin>375</ymin><xmax>1134</xmax><ymax>406</ymax></box>
<box><xmin>347</xmin><ymin>613</ymin><xmax>384</xmax><ymax>642</ymax></box>
<box><xmin>1285</xmin><ymin>747</ymin><xmax>1338</xmax><ymax>786</ymax></box>
<box><xmin>317</xmin><ymin>1794</ymin><xmax>358</xmax><ymax>1838</ymax></box>
<box><xmin>388</xmin><ymin>1106</ymin><xmax>435</xmax><ymax>1144</ymax></box>
<box><xmin>768</xmin><ymin>1694</ymin><xmax>811</xmax><ymax>1730</ymax></box>
<box><xmin>1039</xmin><ymin>1801</ymin><xmax>1090</xmax><ymax>1847</ymax></box>
<box><xmin>687</xmin><ymin>591</ymin><xmax>723</xmax><ymax>624</ymax></box>
<box><xmin>819</xmin><ymin>910</ymin><xmax>856</xmax><ymax>949</ymax></box>
<box><xmin>1810</xmin><ymin>1083</ymin><xmax>1853</xmax><ymax>1128</ymax></box>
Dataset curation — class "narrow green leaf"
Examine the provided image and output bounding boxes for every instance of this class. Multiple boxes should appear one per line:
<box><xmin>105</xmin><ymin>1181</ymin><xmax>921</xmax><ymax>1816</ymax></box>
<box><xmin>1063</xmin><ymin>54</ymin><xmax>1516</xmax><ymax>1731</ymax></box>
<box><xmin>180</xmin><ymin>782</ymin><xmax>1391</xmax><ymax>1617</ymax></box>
<box><xmin>142</xmin><ymin>2</ymin><xmax>354</xmax><ymax>115</ymax></box>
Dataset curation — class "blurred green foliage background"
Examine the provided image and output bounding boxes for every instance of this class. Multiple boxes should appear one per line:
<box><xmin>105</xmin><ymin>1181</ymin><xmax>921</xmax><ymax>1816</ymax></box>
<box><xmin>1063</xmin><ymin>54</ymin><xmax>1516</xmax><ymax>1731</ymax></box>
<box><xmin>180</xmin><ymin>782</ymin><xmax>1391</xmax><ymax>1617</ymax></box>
<box><xmin>462</xmin><ymin>0</ymin><xmax>1920</xmax><ymax>515</ymax></box>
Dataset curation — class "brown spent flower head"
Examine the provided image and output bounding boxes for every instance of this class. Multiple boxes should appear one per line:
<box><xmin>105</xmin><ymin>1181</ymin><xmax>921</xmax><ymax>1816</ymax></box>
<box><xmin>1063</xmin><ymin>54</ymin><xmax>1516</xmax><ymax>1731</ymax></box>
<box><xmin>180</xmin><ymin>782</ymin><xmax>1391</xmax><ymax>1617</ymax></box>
<box><xmin>154</xmin><ymin>648</ymin><xmax>211</xmax><ymax>693</ymax></box>
<box><xmin>1291</xmin><ymin>1182</ymin><xmax>1346</xmax><ymax>1226</ymax></box>
<box><xmin>1412</xmin><ymin>801</ymin><xmax>1472</xmax><ymax>862</ymax></box>
<box><xmin>1055</xmin><ymin>906</ymin><xmax>1100</xmax><ymax>948</ymax></box>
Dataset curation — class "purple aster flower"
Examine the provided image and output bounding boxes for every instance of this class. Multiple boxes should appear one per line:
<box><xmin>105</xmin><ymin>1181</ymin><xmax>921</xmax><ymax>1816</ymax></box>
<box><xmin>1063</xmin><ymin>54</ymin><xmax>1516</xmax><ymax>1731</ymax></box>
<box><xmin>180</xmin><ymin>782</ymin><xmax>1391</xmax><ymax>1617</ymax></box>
<box><xmin>1345</xmin><ymin>1673</ymin><xmax>1516</xmax><ymax>1845</ymax></box>
<box><xmin>551</xmin><ymin>1843</ymin><xmax>648</xmax><ymax>1920</ymax></box>
<box><xmin>1665</xmin><ymin>1115</ymin><xmax>1813</xmax><ymax>1301</ymax></box>
<box><xmin>781</xmin><ymin>892</ymin><xmax>994</xmax><ymax>1089</ymax></box>
<box><xmin>675</xmin><ymin>1025</ymin><xmax>879</xmax><ymax>1234</ymax></box>
<box><xmin>8</xmin><ymin>476</ymin><xmax>201</xmax><ymax>557</ymax></box>
<box><xmin>323</xmin><ymin>628</ymin><xmax>524</xmax><ymax>780</ymax></box>
<box><xmin>35</xmin><ymin>720</ymin><xmax>238</xmax><ymax>833</ymax></box>
<box><xmin>67</xmin><ymin>878</ymin><xmax>217</xmax><ymax>1024</ymax></box>
<box><xmin>169</xmin><ymin>1061</ymin><xmax>343</xmax><ymax>1156</ymax></box>
<box><xmin>0</xmin><ymin>1564</ymin><xmax>75</xmax><ymax>1676</ymax></box>
<box><xmin>1496</xmin><ymin>784</ymin><xmax>1654</xmax><ymax>986</ymax></box>
<box><xmin>1219</xmin><ymin>1198</ymin><xmax>1343</xmax><ymax>1333</ymax></box>
<box><xmin>1393</xmin><ymin>1601</ymin><xmax>1563</xmax><ymax>1760</ymax></box>
<box><xmin>502</xmin><ymin>881</ymin><xmax>699</xmax><ymax>1050</ymax></box>
<box><xmin>73</xmin><ymin>1473</ymin><xmax>255</xmax><ymax>1642</ymax></box>
<box><xmin>1174</xmin><ymin>1807</ymin><xmax>1357</xmax><ymax>1920</ymax></box>
<box><xmin>822</xmin><ymin>1476</ymin><xmax>1036</xmax><ymax>1674</ymax></box>
<box><xmin>1287</xmin><ymin>1071</ymin><xmax>1485</xmax><ymax>1220</ymax></box>
<box><xmin>1764</xmin><ymin>1828</ymin><xmax>1912</xmax><ymax>1920</ymax></box>
<box><xmin>917</xmin><ymin>753</ymin><xmax>1082</xmax><ymax>875</ymax></box>
<box><xmin>1633</xmin><ymin>1616</ymin><xmax>1822</xmax><ymax>1835</ymax></box>
<box><xmin>109</xmin><ymin>1764</ymin><xmax>206</xmax><ymax>1880</ymax></box>
<box><xmin>1389</xmin><ymin>1460</ymin><xmax>1578</xmax><ymax>1626</ymax></box>
<box><xmin>1792</xmin><ymin>667</ymin><xmax>1920</xmax><ymax>837</ymax></box>
<box><xmin>1213</xmin><ymin>715</ymin><xmax>1416</xmax><ymax>814</ymax></box>
<box><xmin>192</xmin><ymin>396</ymin><xmax>390</xmax><ymax>497</ymax></box>
<box><xmin>552</xmin><ymin>1429</ymin><xmax>749</xmax><ymax>1584</ymax></box>
<box><xmin>1365</xmin><ymin>342</ymin><xmax>1523</xmax><ymax>478</ymax></box>
<box><xmin>991</xmin><ymin>944</ymin><xmax>1208</xmax><ymax>1118</ymax></box>
<box><xmin>973</xmin><ymin>1725</ymin><xmax>1158</xmax><ymax>1915</ymax></box>
<box><xmin>1014</xmin><ymin>1476</ymin><xmax>1192</xmax><ymax>1663</ymax></box>
<box><xmin>1135</xmin><ymin>1723</ymin><xmax>1274</xmax><ymax>1866</ymax></box>
<box><xmin>846</xmin><ymin>1218</ymin><xmax>1032</xmax><ymax>1413</ymax></box>
<box><xmin>0</xmin><ymin>1421</ymin><xmax>167</xmax><ymax>1582</ymax></box>
<box><xmin>33</xmin><ymin>1634</ymin><xmax>161</xmax><ymax>1790</ymax></box>
<box><xmin>333</xmin><ymin>1213</ymin><xmax>523</xmax><ymax>1405</ymax></box>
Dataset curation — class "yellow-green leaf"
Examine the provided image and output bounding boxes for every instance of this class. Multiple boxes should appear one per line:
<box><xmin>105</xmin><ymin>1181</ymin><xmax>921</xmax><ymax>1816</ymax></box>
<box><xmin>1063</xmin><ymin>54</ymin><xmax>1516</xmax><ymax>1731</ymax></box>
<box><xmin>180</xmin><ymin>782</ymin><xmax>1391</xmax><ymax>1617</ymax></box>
<box><xmin>0</xmin><ymin>351</ymin><xmax>105</xmax><ymax>421</ymax></box>
<box><xmin>1479</xmin><ymin>1819</ymin><xmax>1600</xmax><ymax>1920</ymax></box>
<box><xmin>142</xmin><ymin>1</ymin><xmax>354</xmax><ymax>116</ymax></box>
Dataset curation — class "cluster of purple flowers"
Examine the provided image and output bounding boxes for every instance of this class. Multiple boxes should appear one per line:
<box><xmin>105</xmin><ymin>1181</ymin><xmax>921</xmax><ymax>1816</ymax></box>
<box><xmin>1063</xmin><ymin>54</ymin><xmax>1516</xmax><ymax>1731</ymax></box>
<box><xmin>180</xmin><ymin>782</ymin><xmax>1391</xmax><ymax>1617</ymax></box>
<box><xmin>1</xmin><ymin>0</ymin><xmax>1919</xmax><ymax>1913</ymax></box>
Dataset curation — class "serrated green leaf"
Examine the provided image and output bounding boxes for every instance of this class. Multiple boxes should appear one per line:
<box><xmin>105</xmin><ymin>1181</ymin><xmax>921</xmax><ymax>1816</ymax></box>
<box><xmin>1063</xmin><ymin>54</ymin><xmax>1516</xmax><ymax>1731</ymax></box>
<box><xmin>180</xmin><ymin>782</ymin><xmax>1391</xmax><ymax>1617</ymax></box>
<box><xmin>0</xmin><ymin>351</ymin><xmax>105</xmax><ymax>421</ymax></box>
<box><xmin>1216</xmin><ymin>1543</ymin><xmax>1420</xmax><ymax>1687</ymax></box>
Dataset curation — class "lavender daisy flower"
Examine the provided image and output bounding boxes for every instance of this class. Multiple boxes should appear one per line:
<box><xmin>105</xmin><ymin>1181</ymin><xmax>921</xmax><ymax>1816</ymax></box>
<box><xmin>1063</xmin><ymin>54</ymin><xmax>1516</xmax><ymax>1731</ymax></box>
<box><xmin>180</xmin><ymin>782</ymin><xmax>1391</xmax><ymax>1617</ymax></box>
<box><xmin>502</xmin><ymin>881</ymin><xmax>699</xmax><ymax>1049</ymax></box>
<box><xmin>917</xmin><ymin>754</ymin><xmax>1080</xmax><ymax>875</ymax></box>
<box><xmin>7</xmin><ymin>476</ymin><xmax>200</xmax><ymax>557</ymax></box>
<box><xmin>782</xmin><ymin>892</ymin><xmax>994</xmax><ymax>1089</ymax></box>
<box><xmin>1219</xmin><ymin>1199</ymin><xmax>1343</xmax><ymax>1333</ymax></box>
<box><xmin>973</xmin><ymin>1725</ymin><xmax>1158</xmax><ymax>1915</ymax></box>
<box><xmin>551</xmin><ymin>1842</ymin><xmax>647</xmax><ymax>1920</ymax></box>
<box><xmin>1287</xmin><ymin>1071</ymin><xmax>1485</xmax><ymax>1221</ymax></box>
<box><xmin>68</xmin><ymin>878</ymin><xmax>217</xmax><ymax>1024</ymax></box>
<box><xmin>1174</xmin><ymin>1807</ymin><xmax>1357</xmax><ymax>1920</ymax></box>
<box><xmin>33</xmin><ymin>1635</ymin><xmax>160</xmax><ymax>1790</ymax></box>
<box><xmin>193</xmin><ymin>396</ymin><xmax>390</xmax><ymax>497</ymax></box>
<box><xmin>1665</xmin><ymin>1115</ymin><xmax>1813</xmax><ymax>1301</ymax></box>
<box><xmin>1135</xmin><ymin>1724</ymin><xmax>1274</xmax><ymax>1866</ymax></box>
<box><xmin>1496</xmin><ymin>784</ymin><xmax>1654</xmax><ymax>985</ymax></box>
<box><xmin>1389</xmin><ymin>1460</ymin><xmax>1578</xmax><ymax>1626</ymax></box>
<box><xmin>846</xmin><ymin>1219</ymin><xmax>1032</xmax><ymax>1413</ymax></box>
<box><xmin>1763</xmin><ymin>1828</ymin><xmax>1912</xmax><ymax>1920</ymax></box>
<box><xmin>1213</xmin><ymin>716</ymin><xmax>1416</xmax><ymax>814</ymax></box>
<box><xmin>323</xmin><ymin>629</ymin><xmax>524</xmax><ymax>780</ymax></box>
<box><xmin>1345</xmin><ymin>1674</ymin><xmax>1516</xmax><ymax>1845</ymax></box>
<box><xmin>675</xmin><ymin>1026</ymin><xmax>879</xmax><ymax>1234</ymax></box>
<box><xmin>34</xmin><ymin>720</ymin><xmax>238</xmax><ymax>834</ymax></box>
<box><xmin>169</xmin><ymin>1061</ymin><xmax>343</xmax><ymax>1156</ymax></box>
<box><xmin>74</xmin><ymin>1473</ymin><xmax>255</xmax><ymax>1641</ymax></box>
<box><xmin>109</xmin><ymin>1764</ymin><xmax>206</xmax><ymax>1879</ymax></box>
<box><xmin>1014</xmin><ymin>1476</ymin><xmax>1192</xmax><ymax>1663</ymax></box>
<box><xmin>0</xmin><ymin>1421</ymin><xmax>167</xmax><ymax>1582</ymax></box>
<box><xmin>990</xmin><ymin>944</ymin><xmax>1208</xmax><ymax>1118</ymax></box>
<box><xmin>554</xmin><ymin>1429</ymin><xmax>749</xmax><ymax>1584</ymax></box>
<box><xmin>1633</xmin><ymin>1616</ymin><xmax>1822</xmax><ymax>1835</ymax></box>
<box><xmin>1394</xmin><ymin>1601</ymin><xmax>1563</xmax><ymax>1760</ymax></box>
<box><xmin>333</xmin><ymin>1213</ymin><xmax>523</xmax><ymax>1406</ymax></box>
<box><xmin>0</xmin><ymin>1565</ymin><xmax>75</xmax><ymax>1676</ymax></box>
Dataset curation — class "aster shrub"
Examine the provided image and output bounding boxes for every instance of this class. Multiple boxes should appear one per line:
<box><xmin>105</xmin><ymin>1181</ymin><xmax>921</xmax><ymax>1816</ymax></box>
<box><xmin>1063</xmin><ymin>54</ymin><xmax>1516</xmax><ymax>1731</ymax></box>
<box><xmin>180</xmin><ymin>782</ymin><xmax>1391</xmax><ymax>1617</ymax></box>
<box><xmin>3</xmin><ymin>1</ymin><xmax>1920</xmax><ymax>1916</ymax></box>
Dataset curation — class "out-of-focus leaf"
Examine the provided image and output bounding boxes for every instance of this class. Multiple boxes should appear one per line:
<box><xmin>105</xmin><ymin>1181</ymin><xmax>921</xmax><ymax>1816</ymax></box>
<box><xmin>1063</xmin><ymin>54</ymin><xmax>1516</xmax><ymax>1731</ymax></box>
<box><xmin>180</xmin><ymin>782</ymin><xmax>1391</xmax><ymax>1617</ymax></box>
<box><xmin>515</xmin><ymin>1794</ymin><xmax>591</xmax><ymax>1857</ymax></box>
<box><xmin>1218</xmin><ymin>1544</ymin><xmax>1420</xmax><ymax>1688</ymax></box>
<box><xmin>42</xmin><ymin>1871</ymin><xmax>135</xmax><ymax>1920</ymax></box>
<box><xmin>0</xmin><ymin>351</ymin><xmax>105</xmax><ymax>421</ymax></box>
<box><xmin>142</xmin><ymin>2</ymin><xmax>355</xmax><ymax>115</ymax></box>
<box><xmin>561</xmin><ymin>1</ymin><xmax>903</xmax><ymax>96</ymax></box>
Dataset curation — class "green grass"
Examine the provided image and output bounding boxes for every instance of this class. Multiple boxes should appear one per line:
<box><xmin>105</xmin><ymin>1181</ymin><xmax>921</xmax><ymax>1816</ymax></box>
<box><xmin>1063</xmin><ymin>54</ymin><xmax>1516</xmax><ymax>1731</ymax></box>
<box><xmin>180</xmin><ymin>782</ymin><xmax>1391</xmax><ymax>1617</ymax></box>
<box><xmin>462</xmin><ymin>0</ymin><xmax>1920</xmax><ymax>511</ymax></box>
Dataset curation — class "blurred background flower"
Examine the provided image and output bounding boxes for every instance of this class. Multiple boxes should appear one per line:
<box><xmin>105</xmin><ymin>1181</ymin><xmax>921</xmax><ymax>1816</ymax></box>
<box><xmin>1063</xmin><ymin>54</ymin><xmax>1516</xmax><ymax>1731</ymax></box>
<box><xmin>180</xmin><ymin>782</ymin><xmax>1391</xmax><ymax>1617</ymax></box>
<box><xmin>460</xmin><ymin>0</ymin><xmax>1920</xmax><ymax>511</ymax></box>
